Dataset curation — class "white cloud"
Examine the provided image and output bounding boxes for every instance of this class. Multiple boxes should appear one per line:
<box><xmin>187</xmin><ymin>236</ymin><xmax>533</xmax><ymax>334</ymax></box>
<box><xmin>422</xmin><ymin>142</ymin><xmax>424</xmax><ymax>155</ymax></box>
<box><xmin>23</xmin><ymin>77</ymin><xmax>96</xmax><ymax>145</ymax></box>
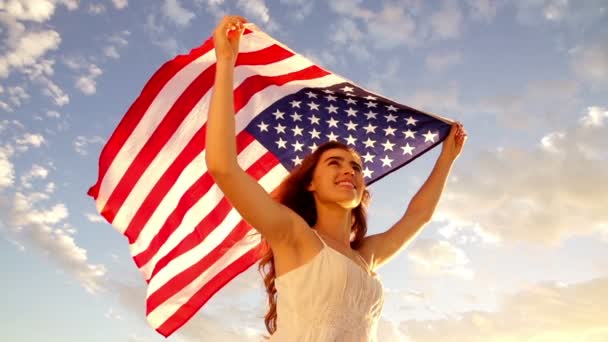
<box><xmin>466</xmin><ymin>0</ymin><xmax>499</xmax><ymax>22</ymax></box>
<box><xmin>103</xmin><ymin>46</ymin><xmax>119</xmax><ymax>59</ymax></box>
<box><xmin>571</xmin><ymin>38</ymin><xmax>608</xmax><ymax>85</ymax></box>
<box><xmin>74</xmin><ymin>135</ymin><xmax>106</xmax><ymax>155</ymax></box>
<box><xmin>75</xmin><ymin>64</ymin><xmax>103</xmax><ymax>95</ymax></box>
<box><xmin>102</xmin><ymin>31</ymin><xmax>129</xmax><ymax>59</ymax></box>
<box><xmin>15</xmin><ymin>133</ymin><xmax>45</xmax><ymax>151</ymax></box>
<box><xmin>111</xmin><ymin>0</ymin><xmax>128</xmax><ymax>10</ymax></box>
<box><xmin>0</xmin><ymin>28</ymin><xmax>61</xmax><ymax>79</ymax></box>
<box><xmin>0</xmin><ymin>0</ymin><xmax>76</xmax><ymax>22</ymax></box>
<box><xmin>163</xmin><ymin>0</ymin><xmax>195</xmax><ymax>27</ymax></box>
<box><xmin>400</xmin><ymin>277</ymin><xmax>608</xmax><ymax>341</ymax></box>
<box><xmin>425</xmin><ymin>51</ymin><xmax>463</xmax><ymax>72</ymax></box>
<box><xmin>39</xmin><ymin>75</ymin><xmax>69</xmax><ymax>105</ymax></box>
<box><xmin>438</xmin><ymin>106</ymin><xmax>608</xmax><ymax>244</ymax></box>
<box><xmin>237</xmin><ymin>0</ymin><xmax>270</xmax><ymax>23</ymax></box>
<box><xmin>85</xmin><ymin>212</ymin><xmax>105</xmax><ymax>223</ymax></box>
<box><xmin>88</xmin><ymin>3</ymin><xmax>106</xmax><ymax>14</ymax></box>
<box><xmin>46</xmin><ymin>110</ymin><xmax>60</xmax><ymax>118</ymax></box>
<box><xmin>2</xmin><ymin>191</ymin><xmax>107</xmax><ymax>294</ymax></box>
<box><xmin>0</xmin><ymin>148</ymin><xmax>15</xmax><ymax>189</ymax></box>
<box><xmin>478</xmin><ymin>79</ymin><xmax>580</xmax><ymax>129</ymax></box>
<box><xmin>430</xmin><ymin>0</ymin><xmax>463</xmax><ymax>40</ymax></box>
<box><xmin>20</xmin><ymin>164</ymin><xmax>49</xmax><ymax>189</ymax></box>
<box><xmin>278</xmin><ymin>0</ymin><xmax>314</xmax><ymax>20</ymax></box>
<box><xmin>404</xmin><ymin>82</ymin><xmax>463</xmax><ymax>115</ymax></box>
<box><xmin>105</xmin><ymin>307</ymin><xmax>123</xmax><ymax>320</ymax></box>
<box><xmin>408</xmin><ymin>239</ymin><xmax>474</xmax><ymax>279</ymax></box>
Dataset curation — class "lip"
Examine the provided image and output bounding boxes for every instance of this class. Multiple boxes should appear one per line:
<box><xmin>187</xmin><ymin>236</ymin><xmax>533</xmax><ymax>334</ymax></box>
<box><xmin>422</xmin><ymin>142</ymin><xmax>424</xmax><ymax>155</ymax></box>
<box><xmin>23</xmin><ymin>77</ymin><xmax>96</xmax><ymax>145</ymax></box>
<box><xmin>335</xmin><ymin>179</ymin><xmax>356</xmax><ymax>189</ymax></box>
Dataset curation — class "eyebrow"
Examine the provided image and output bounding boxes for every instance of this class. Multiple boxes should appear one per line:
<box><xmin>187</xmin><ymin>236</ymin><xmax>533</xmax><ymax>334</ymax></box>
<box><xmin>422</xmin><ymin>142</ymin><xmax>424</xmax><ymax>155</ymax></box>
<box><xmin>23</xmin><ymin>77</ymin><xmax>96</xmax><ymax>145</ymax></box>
<box><xmin>324</xmin><ymin>156</ymin><xmax>362</xmax><ymax>170</ymax></box>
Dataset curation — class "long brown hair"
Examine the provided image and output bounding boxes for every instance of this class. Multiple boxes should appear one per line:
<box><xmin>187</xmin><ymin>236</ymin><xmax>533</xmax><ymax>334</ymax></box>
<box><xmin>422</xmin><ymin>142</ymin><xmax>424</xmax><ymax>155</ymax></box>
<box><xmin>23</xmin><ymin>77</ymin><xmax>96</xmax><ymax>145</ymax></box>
<box><xmin>257</xmin><ymin>141</ymin><xmax>371</xmax><ymax>336</ymax></box>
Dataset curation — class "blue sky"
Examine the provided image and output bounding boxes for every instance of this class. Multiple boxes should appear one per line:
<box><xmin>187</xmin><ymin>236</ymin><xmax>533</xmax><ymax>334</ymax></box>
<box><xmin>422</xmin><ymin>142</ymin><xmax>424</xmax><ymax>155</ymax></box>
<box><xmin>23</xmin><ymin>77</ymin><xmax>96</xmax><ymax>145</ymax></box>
<box><xmin>1</xmin><ymin>0</ymin><xmax>607</xmax><ymax>341</ymax></box>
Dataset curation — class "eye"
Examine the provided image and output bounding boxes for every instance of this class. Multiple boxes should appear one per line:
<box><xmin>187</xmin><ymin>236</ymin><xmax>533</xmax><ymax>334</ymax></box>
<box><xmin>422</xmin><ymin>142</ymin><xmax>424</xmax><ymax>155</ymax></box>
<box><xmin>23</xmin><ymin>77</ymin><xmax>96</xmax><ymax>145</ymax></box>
<box><xmin>352</xmin><ymin>164</ymin><xmax>362</xmax><ymax>173</ymax></box>
<box><xmin>328</xmin><ymin>160</ymin><xmax>339</xmax><ymax>166</ymax></box>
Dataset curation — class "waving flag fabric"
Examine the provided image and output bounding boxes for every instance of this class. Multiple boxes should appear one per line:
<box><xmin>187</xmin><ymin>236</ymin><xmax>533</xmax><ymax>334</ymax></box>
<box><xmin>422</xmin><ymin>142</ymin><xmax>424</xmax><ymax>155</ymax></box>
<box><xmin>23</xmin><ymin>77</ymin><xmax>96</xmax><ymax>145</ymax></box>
<box><xmin>88</xmin><ymin>24</ymin><xmax>452</xmax><ymax>337</ymax></box>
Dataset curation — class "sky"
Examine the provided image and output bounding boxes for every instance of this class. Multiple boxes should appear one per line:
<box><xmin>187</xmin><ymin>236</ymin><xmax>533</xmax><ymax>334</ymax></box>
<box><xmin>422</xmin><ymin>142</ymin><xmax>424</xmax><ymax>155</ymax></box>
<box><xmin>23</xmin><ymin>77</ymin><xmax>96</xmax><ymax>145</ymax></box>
<box><xmin>1</xmin><ymin>0</ymin><xmax>607</xmax><ymax>341</ymax></box>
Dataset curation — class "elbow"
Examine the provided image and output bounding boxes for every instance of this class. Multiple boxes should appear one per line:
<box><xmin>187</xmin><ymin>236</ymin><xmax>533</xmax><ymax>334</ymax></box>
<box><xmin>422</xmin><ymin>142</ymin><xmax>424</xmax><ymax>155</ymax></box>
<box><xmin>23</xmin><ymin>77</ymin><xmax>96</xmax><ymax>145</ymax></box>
<box><xmin>205</xmin><ymin>154</ymin><xmax>238</xmax><ymax>180</ymax></box>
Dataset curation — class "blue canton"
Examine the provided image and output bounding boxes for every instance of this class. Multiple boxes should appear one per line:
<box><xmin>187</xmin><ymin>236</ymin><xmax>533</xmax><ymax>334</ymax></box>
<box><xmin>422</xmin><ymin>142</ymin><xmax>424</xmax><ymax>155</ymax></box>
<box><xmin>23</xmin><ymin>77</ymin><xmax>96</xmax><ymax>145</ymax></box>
<box><xmin>244</xmin><ymin>82</ymin><xmax>451</xmax><ymax>185</ymax></box>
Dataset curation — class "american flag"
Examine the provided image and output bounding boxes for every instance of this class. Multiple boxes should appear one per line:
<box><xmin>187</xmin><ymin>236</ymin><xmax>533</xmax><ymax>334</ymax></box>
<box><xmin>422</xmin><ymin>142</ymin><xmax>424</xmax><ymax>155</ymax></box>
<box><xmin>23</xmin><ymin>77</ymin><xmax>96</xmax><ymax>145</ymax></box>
<box><xmin>88</xmin><ymin>24</ymin><xmax>452</xmax><ymax>337</ymax></box>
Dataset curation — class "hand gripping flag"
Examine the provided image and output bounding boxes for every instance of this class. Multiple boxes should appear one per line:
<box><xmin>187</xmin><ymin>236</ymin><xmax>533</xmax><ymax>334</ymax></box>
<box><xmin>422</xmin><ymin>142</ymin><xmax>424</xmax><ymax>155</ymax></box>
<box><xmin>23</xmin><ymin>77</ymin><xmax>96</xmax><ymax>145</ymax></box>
<box><xmin>88</xmin><ymin>23</ymin><xmax>453</xmax><ymax>337</ymax></box>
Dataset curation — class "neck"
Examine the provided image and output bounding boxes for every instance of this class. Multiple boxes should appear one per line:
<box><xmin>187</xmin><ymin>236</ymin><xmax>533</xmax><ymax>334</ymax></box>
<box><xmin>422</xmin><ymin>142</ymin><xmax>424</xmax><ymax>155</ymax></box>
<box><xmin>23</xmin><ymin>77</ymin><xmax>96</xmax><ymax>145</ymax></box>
<box><xmin>313</xmin><ymin>201</ymin><xmax>352</xmax><ymax>247</ymax></box>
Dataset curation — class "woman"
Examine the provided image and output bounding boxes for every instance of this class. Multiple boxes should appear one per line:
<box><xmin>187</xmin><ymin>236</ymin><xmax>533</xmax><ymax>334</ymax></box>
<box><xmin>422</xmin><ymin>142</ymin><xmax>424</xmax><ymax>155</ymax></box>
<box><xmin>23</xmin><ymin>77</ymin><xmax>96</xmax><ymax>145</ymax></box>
<box><xmin>206</xmin><ymin>15</ymin><xmax>467</xmax><ymax>341</ymax></box>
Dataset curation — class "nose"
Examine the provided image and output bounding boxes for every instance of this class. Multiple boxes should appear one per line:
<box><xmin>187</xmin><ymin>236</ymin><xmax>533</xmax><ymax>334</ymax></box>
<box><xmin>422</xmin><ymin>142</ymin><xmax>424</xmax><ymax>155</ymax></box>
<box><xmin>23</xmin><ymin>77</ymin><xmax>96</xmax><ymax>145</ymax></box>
<box><xmin>343</xmin><ymin>167</ymin><xmax>355</xmax><ymax>175</ymax></box>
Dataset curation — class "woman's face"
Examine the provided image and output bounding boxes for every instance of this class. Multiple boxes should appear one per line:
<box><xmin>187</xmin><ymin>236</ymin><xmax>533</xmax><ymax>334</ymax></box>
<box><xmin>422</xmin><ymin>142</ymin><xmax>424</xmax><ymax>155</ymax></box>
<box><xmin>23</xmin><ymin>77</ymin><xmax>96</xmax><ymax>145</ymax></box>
<box><xmin>307</xmin><ymin>148</ymin><xmax>365</xmax><ymax>209</ymax></box>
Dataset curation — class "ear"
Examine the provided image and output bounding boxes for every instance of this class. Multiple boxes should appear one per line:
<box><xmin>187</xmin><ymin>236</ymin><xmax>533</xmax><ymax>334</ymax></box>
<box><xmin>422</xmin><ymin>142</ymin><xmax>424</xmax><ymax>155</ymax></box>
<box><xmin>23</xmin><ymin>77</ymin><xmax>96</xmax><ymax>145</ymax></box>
<box><xmin>306</xmin><ymin>181</ymin><xmax>315</xmax><ymax>192</ymax></box>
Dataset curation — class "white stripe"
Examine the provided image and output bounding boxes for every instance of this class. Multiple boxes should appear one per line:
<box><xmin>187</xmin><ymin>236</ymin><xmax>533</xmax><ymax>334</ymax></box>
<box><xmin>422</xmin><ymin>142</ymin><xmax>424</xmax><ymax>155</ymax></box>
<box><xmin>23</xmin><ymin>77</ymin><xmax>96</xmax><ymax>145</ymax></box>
<box><xmin>146</xmin><ymin>163</ymin><xmax>288</xmax><ymax>295</ymax></box>
<box><xmin>95</xmin><ymin>33</ymin><xmax>277</xmax><ymax>218</ymax></box>
<box><xmin>112</xmin><ymin>44</ymin><xmax>310</xmax><ymax>234</ymax></box>
<box><xmin>146</xmin><ymin>228</ymin><xmax>261</xmax><ymax>329</ymax></box>
<box><xmin>135</xmin><ymin>140</ymin><xmax>270</xmax><ymax>279</ymax></box>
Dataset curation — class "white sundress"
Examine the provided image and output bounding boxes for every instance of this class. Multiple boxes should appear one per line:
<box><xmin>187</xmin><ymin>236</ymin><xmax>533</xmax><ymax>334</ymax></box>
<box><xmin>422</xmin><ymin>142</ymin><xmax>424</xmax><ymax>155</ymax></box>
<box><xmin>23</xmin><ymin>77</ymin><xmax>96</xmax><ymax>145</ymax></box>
<box><xmin>269</xmin><ymin>230</ymin><xmax>385</xmax><ymax>341</ymax></box>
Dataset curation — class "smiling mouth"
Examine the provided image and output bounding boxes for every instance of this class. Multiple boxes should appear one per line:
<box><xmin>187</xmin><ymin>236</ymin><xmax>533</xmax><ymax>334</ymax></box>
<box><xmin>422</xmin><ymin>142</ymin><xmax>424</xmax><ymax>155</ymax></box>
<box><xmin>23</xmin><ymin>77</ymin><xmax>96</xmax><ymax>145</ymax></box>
<box><xmin>335</xmin><ymin>181</ymin><xmax>356</xmax><ymax>189</ymax></box>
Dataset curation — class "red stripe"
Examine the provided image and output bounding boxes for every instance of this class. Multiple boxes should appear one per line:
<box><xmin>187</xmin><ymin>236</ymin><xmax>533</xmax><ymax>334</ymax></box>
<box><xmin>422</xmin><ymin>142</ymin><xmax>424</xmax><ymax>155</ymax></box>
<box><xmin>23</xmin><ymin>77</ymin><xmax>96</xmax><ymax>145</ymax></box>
<box><xmin>146</xmin><ymin>151</ymin><xmax>279</xmax><ymax>280</ymax></box>
<box><xmin>87</xmin><ymin>37</ymin><xmax>215</xmax><ymax>200</ymax></box>
<box><xmin>155</xmin><ymin>242</ymin><xmax>264</xmax><ymax>337</ymax></box>
<box><xmin>235</xmin><ymin>44</ymin><xmax>294</xmax><ymax>66</ymax></box>
<box><xmin>132</xmin><ymin>133</ymin><xmax>256</xmax><ymax>269</ymax></box>
<box><xmin>234</xmin><ymin>65</ymin><xmax>331</xmax><ymax>113</ymax></box>
<box><xmin>146</xmin><ymin>219</ymin><xmax>258</xmax><ymax>314</ymax></box>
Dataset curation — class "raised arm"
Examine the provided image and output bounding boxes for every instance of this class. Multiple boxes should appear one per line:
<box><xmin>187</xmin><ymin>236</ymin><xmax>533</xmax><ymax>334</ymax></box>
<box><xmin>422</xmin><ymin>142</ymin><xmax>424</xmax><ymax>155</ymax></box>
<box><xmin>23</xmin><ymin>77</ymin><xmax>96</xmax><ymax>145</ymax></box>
<box><xmin>359</xmin><ymin>122</ymin><xmax>467</xmax><ymax>270</ymax></box>
<box><xmin>205</xmin><ymin>16</ymin><xmax>306</xmax><ymax>247</ymax></box>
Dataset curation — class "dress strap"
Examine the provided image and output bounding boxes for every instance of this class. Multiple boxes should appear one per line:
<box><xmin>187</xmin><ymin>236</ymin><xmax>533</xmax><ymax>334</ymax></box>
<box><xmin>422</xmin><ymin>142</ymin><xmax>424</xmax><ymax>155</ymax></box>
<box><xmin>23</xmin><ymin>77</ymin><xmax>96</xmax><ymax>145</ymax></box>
<box><xmin>311</xmin><ymin>229</ymin><xmax>327</xmax><ymax>247</ymax></box>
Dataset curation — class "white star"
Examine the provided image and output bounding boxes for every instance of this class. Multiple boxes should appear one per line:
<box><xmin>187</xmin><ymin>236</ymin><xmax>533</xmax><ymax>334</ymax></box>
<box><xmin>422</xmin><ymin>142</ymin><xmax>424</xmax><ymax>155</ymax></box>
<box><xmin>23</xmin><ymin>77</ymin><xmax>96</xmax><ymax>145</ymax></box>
<box><xmin>292</xmin><ymin>155</ymin><xmax>303</xmax><ymax>166</ymax></box>
<box><xmin>274</xmin><ymin>123</ymin><xmax>286</xmax><ymax>134</ymax></box>
<box><xmin>308</xmin><ymin>143</ymin><xmax>318</xmax><ymax>152</ymax></box>
<box><xmin>383</xmin><ymin>126</ymin><xmax>396</xmax><ymax>136</ymax></box>
<box><xmin>276</xmin><ymin>138</ymin><xmax>287</xmax><ymax>149</ymax></box>
<box><xmin>272</xmin><ymin>109</ymin><xmax>285</xmax><ymax>120</ymax></box>
<box><xmin>345</xmin><ymin>135</ymin><xmax>357</xmax><ymax>146</ymax></box>
<box><xmin>382</xmin><ymin>139</ymin><xmax>395</xmax><ymax>151</ymax></box>
<box><xmin>365</xmin><ymin>95</ymin><xmax>377</xmax><ymax>101</ymax></box>
<box><xmin>257</xmin><ymin>121</ymin><xmax>269</xmax><ymax>132</ymax></box>
<box><xmin>292</xmin><ymin>125</ymin><xmax>303</xmax><ymax>136</ymax></box>
<box><xmin>290</xmin><ymin>100</ymin><xmax>301</xmax><ymax>108</ymax></box>
<box><xmin>362</xmin><ymin>152</ymin><xmax>375</xmax><ymax>163</ymax></box>
<box><xmin>292</xmin><ymin>140</ymin><xmax>304</xmax><ymax>152</ymax></box>
<box><xmin>309</xmin><ymin>128</ymin><xmax>321</xmax><ymax>139</ymax></box>
<box><xmin>363</xmin><ymin>137</ymin><xmax>376</xmax><ymax>148</ymax></box>
<box><xmin>323</xmin><ymin>89</ymin><xmax>335</xmax><ymax>94</ymax></box>
<box><xmin>308</xmin><ymin>114</ymin><xmax>320</xmax><ymax>125</ymax></box>
<box><xmin>362</xmin><ymin>167</ymin><xmax>374</xmax><ymax>179</ymax></box>
<box><xmin>346</xmin><ymin>98</ymin><xmax>357</xmax><ymax>105</ymax></box>
<box><xmin>365</xmin><ymin>101</ymin><xmax>377</xmax><ymax>108</ymax></box>
<box><xmin>386</xmin><ymin>104</ymin><xmax>398</xmax><ymax>112</ymax></box>
<box><xmin>326</xmin><ymin>117</ymin><xmax>339</xmax><ymax>128</ymax></box>
<box><xmin>326</xmin><ymin>132</ymin><xmax>339</xmax><ymax>141</ymax></box>
<box><xmin>326</xmin><ymin>104</ymin><xmax>339</xmax><ymax>114</ymax></box>
<box><xmin>406</xmin><ymin>116</ymin><xmax>418</xmax><ymax>126</ymax></box>
<box><xmin>364</xmin><ymin>111</ymin><xmax>377</xmax><ymax>120</ymax></box>
<box><xmin>401</xmin><ymin>143</ymin><xmax>415</xmax><ymax>155</ymax></box>
<box><xmin>345</xmin><ymin>108</ymin><xmax>357</xmax><ymax>117</ymax></box>
<box><xmin>423</xmin><ymin>130</ymin><xmax>438</xmax><ymax>143</ymax></box>
<box><xmin>305</xmin><ymin>91</ymin><xmax>317</xmax><ymax>98</ymax></box>
<box><xmin>403</xmin><ymin>129</ymin><xmax>416</xmax><ymax>139</ymax></box>
<box><xmin>363</xmin><ymin>123</ymin><xmax>377</xmax><ymax>134</ymax></box>
<box><xmin>308</xmin><ymin>102</ymin><xmax>320</xmax><ymax>110</ymax></box>
<box><xmin>384</xmin><ymin>113</ymin><xmax>397</xmax><ymax>122</ymax></box>
<box><xmin>325</xmin><ymin>94</ymin><xmax>337</xmax><ymax>102</ymax></box>
<box><xmin>381</xmin><ymin>155</ymin><xmax>394</xmax><ymax>167</ymax></box>
<box><xmin>291</xmin><ymin>112</ymin><xmax>302</xmax><ymax>121</ymax></box>
<box><xmin>345</xmin><ymin>120</ymin><xmax>358</xmax><ymax>131</ymax></box>
<box><xmin>341</xmin><ymin>85</ymin><xmax>354</xmax><ymax>92</ymax></box>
